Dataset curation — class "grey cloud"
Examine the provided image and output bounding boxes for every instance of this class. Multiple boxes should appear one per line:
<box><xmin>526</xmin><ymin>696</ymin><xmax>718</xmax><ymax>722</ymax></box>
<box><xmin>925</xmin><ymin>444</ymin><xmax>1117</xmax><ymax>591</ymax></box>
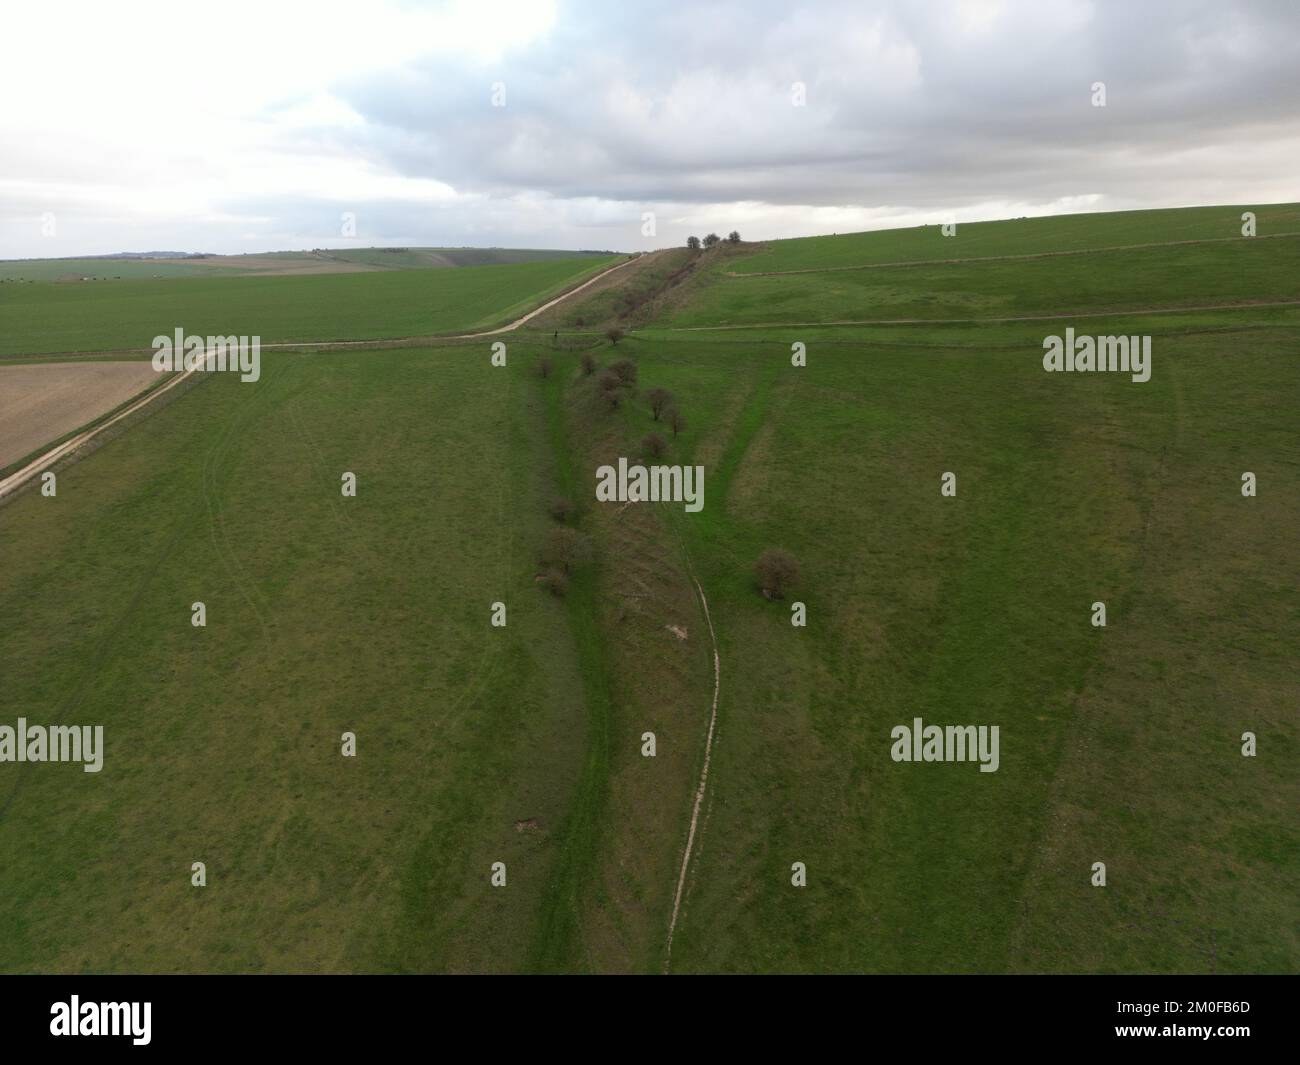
<box><xmin>4</xmin><ymin>0</ymin><xmax>1297</xmax><ymax>258</ymax></box>
<box><xmin>329</xmin><ymin>0</ymin><xmax>1300</xmax><ymax>209</ymax></box>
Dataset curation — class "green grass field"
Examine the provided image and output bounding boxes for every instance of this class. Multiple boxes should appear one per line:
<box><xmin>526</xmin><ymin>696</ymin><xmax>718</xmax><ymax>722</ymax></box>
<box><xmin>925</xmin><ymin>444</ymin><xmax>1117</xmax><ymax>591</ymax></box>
<box><xmin>0</xmin><ymin>348</ymin><xmax>600</xmax><ymax>972</ymax></box>
<box><xmin>0</xmin><ymin>256</ymin><xmax>617</xmax><ymax>357</ymax></box>
<box><xmin>614</xmin><ymin>327</ymin><xmax>1297</xmax><ymax>972</ymax></box>
<box><xmin>0</xmin><ymin>259</ymin><xmax>245</xmax><ymax>282</ymax></box>
<box><xmin>1</xmin><ymin>206</ymin><xmax>1295</xmax><ymax>973</ymax></box>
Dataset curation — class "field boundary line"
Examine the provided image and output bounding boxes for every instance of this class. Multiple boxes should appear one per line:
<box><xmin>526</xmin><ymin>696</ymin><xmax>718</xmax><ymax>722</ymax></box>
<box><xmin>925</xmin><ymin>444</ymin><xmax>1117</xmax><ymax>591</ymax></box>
<box><xmin>664</xmin><ymin>573</ymin><xmax>721</xmax><ymax>971</ymax></box>
<box><xmin>657</xmin><ymin>298</ymin><xmax>1300</xmax><ymax>332</ymax></box>
<box><xmin>723</xmin><ymin>231</ymin><xmax>1300</xmax><ymax>277</ymax></box>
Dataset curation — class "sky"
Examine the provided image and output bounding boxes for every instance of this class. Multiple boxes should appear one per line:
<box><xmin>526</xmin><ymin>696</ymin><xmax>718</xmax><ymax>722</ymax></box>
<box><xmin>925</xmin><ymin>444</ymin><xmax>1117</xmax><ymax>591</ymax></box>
<box><xmin>1</xmin><ymin>0</ymin><xmax>1297</xmax><ymax>259</ymax></box>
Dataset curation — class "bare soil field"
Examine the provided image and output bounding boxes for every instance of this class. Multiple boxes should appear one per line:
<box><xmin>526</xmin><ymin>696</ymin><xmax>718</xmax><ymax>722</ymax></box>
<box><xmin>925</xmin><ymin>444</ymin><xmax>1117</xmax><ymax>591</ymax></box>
<box><xmin>0</xmin><ymin>361</ymin><xmax>162</xmax><ymax>468</ymax></box>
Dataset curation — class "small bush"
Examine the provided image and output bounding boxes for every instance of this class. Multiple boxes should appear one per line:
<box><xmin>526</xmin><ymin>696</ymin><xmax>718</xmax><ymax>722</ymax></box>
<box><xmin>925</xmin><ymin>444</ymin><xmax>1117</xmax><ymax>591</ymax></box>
<box><xmin>642</xmin><ymin>432</ymin><xmax>668</xmax><ymax>459</ymax></box>
<box><xmin>598</xmin><ymin>370</ymin><xmax>626</xmax><ymax>409</ymax></box>
<box><xmin>539</xmin><ymin>569</ymin><xmax>569</xmax><ymax>597</ymax></box>
<box><xmin>754</xmin><ymin>549</ymin><xmax>801</xmax><ymax>600</ymax></box>
<box><xmin>666</xmin><ymin>407</ymin><xmax>686</xmax><ymax>437</ymax></box>
<box><xmin>548</xmin><ymin>496</ymin><xmax>577</xmax><ymax>523</ymax></box>
<box><xmin>541</xmin><ymin>527</ymin><xmax>590</xmax><ymax>573</ymax></box>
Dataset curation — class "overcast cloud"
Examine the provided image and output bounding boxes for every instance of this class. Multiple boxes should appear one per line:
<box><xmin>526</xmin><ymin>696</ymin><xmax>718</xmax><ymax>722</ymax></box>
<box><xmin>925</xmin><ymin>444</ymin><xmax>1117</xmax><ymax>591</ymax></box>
<box><xmin>2</xmin><ymin>0</ymin><xmax>1297</xmax><ymax>258</ymax></box>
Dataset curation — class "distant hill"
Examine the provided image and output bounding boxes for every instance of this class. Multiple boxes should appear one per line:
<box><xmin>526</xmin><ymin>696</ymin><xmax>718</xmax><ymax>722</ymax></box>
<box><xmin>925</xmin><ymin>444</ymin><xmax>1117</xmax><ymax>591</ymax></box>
<box><xmin>313</xmin><ymin>246</ymin><xmax>618</xmax><ymax>269</ymax></box>
<box><xmin>0</xmin><ymin>246</ymin><xmax>621</xmax><ymax>282</ymax></box>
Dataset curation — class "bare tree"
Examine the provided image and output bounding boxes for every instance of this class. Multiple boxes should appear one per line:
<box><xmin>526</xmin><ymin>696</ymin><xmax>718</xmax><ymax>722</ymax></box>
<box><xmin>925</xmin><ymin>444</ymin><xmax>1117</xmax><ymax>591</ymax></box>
<box><xmin>666</xmin><ymin>406</ymin><xmax>687</xmax><ymax>437</ymax></box>
<box><xmin>727</xmin><ymin>230</ymin><xmax>741</xmax><ymax>243</ymax></box>
<box><xmin>646</xmin><ymin>387</ymin><xmax>675</xmax><ymax>420</ymax></box>
<box><xmin>537</xmin><ymin>356</ymin><xmax>553</xmax><ymax>378</ymax></box>
<box><xmin>610</xmin><ymin>358</ymin><xmax>638</xmax><ymax>386</ymax></box>
<box><xmin>605</xmin><ymin>326</ymin><xmax>625</xmax><ymax>345</ymax></box>
<box><xmin>580</xmin><ymin>353</ymin><xmax>597</xmax><ymax>376</ymax></box>
<box><xmin>687</xmin><ymin>235</ymin><xmax>701</xmax><ymax>250</ymax></box>
<box><xmin>598</xmin><ymin>369</ymin><xmax>626</xmax><ymax>409</ymax></box>
<box><xmin>754</xmin><ymin>549</ymin><xmax>801</xmax><ymax>600</ymax></box>
<box><xmin>703</xmin><ymin>233</ymin><xmax>721</xmax><ymax>247</ymax></box>
<box><xmin>642</xmin><ymin>432</ymin><xmax>668</xmax><ymax>459</ymax></box>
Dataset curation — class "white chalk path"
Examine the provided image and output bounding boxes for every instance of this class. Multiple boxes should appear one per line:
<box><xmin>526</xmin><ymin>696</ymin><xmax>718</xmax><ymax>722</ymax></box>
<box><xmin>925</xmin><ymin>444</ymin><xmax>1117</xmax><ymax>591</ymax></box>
<box><xmin>664</xmin><ymin>574</ymin><xmax>721</xmax><ymax>971</ymax></box>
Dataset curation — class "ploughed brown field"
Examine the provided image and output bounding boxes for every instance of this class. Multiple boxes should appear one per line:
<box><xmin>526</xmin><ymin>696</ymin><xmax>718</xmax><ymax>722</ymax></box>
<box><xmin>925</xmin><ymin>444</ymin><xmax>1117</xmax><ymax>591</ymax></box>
<box><xmin>0</xmin><ymin>360</ymin><xmax>161</xmax><ymax>468</ymax></box>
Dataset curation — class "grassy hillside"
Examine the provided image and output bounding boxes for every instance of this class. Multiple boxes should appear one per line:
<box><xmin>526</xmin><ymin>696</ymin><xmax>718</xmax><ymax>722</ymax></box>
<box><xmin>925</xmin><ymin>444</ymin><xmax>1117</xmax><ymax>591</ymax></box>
<box><xmin>0</xmin><ymin>256</ymin><xmax>617</xmax><ymax>357</ymax></box>
<box><xmin>730</xmin><ymin>203</ymin><xmax>1300</xmax><ymax>274</ymax></box>
<box><xmin>651</xmin><ymin>234</ymin><xmax>1300</xmax><ymax>329</ymax></box>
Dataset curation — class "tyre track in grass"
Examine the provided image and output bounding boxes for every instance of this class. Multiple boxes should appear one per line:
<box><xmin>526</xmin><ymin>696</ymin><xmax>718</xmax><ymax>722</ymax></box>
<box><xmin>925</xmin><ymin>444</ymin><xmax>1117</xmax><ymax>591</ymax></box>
<box><xmin>281</xmin><ymin>360</ymin><xmax>509</xmax><ymax>737</ymax></box>
<box><xmin>1002</xmin><ymin>353</ymin><xmax>1189</xmax><ymax>969</ymax></box>
<box><xmin>198</xmin><ymin>364</ymin><xmax>287</xmax><ymax>640</ymax></box>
